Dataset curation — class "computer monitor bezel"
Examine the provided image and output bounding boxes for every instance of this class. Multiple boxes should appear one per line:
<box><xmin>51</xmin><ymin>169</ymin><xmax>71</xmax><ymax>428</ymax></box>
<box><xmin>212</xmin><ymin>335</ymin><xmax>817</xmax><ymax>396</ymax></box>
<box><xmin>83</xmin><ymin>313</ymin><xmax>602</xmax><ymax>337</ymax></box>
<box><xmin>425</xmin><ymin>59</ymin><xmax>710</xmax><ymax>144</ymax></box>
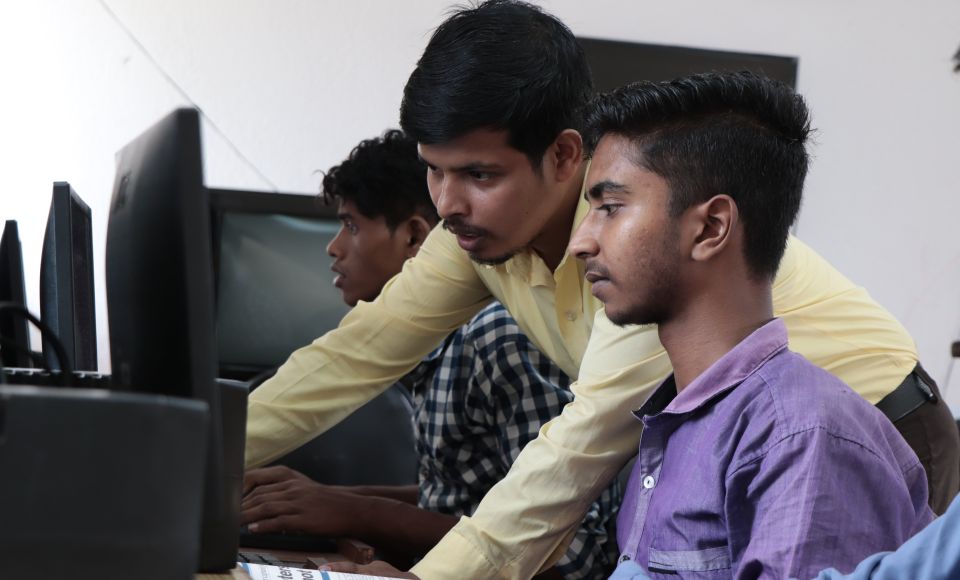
<box><xmin>208</xmin><ymin>188</ymin><xmax>342</xmax><ymax>381</ymax></box>
<box><xmin>577</xmin><ymin>37</ymin><xmax>799</xmax><ymax>92</ymax></box>
<box><xmin>0</xmin><ymin>220</ymin><xmax>33</xmax><ymax>369</ymax></box>
<box><xmin>39</xmin><ymin>182</ymin><xmax>98</xmax><ymax>371</ymax></box>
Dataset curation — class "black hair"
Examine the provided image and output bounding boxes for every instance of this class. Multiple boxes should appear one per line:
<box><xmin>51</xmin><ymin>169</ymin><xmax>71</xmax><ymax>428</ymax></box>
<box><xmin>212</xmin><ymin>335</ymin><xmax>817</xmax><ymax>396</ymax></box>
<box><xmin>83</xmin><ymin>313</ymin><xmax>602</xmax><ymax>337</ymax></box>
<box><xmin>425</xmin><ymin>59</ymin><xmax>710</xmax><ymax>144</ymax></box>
<box><xmin>321</xmin><ymin>129</ymin><xmax>438</xmax><ymax>229</ymax></box>
<box><xmin>400</xmin><ymin>0</ymin><xmax>594</xmax><ymax>167</ymax></box>
<box><xmin>584</xmin><ymin>71</ymin><xmax>811</xmax><ymax>279</ymax></box>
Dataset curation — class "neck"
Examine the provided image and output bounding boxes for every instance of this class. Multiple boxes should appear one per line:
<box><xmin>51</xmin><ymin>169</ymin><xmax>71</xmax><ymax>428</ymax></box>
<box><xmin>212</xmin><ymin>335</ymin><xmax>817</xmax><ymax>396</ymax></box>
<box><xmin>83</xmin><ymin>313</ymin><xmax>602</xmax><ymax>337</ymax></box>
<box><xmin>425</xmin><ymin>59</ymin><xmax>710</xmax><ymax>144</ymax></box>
<box><xmin>530</xmin><ymin>163</ymin><xmax>586</xmax><ymax>272</ymax></box>
<box><xmin>658</xmin><ymin>275</ymin><xmax>773</xmax><ymax>393</ymax></box>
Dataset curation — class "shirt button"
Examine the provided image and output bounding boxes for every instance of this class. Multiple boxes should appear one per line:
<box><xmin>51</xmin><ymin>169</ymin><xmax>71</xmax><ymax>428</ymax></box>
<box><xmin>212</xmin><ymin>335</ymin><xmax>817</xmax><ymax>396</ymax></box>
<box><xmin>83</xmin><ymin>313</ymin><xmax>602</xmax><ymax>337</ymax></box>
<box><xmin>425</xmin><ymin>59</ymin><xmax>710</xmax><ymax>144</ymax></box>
<box><xmin>642</xmin><ymin>475</ymin><xmax>656</xmax><ymax>489</ymax></box>
<box><xmin>619</xmin><ymin>554</ymin><xmax>631</xmax><ymax>563</ymax></box>
<box><xmin>565</xmin><ymin>311</ymin><xmax>577</xmax><ymax>321</ymax></box>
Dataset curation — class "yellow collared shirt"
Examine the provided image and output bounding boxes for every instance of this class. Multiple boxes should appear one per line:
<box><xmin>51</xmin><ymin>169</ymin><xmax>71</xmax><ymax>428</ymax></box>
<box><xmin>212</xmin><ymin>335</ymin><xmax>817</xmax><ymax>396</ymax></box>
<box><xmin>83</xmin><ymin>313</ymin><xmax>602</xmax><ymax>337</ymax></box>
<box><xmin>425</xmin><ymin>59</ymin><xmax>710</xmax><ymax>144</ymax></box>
<box><xmin>246</xmin><ymin>196</ymin><xmax>917</xmax><ymax>579</ymax></box>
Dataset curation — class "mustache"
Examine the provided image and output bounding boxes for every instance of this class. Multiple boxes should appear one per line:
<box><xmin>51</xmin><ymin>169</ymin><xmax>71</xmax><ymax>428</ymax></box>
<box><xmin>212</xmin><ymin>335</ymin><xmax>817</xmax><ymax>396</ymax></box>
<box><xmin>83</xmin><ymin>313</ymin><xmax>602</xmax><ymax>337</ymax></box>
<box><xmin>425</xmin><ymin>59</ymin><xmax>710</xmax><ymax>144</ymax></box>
<box><xmin>584</xmin><ymin>260</ymin><xmax>612</xmax><ymax>280</ymax></box>
<box><xmin>442</xmin><ymin>217</ymin><xmax>490</xmax><ymax>238</ymax></box>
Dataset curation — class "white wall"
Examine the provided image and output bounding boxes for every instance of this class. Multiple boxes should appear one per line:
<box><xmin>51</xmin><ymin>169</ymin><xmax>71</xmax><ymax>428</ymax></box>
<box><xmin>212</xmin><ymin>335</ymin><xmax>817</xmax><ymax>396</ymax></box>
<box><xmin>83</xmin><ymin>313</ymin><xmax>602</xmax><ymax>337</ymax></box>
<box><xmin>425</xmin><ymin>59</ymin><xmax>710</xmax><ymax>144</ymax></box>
<box><xmin>3</xmin><ymin>1</ymin><xmax>960</xmax><ymax>406</ymax></box>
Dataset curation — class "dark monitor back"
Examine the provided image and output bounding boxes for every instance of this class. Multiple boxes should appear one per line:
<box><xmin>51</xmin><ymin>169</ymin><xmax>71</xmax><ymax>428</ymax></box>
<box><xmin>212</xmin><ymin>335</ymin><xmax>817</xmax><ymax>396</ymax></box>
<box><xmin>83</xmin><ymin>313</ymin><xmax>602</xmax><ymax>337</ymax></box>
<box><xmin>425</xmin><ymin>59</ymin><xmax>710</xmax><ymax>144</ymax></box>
<box><xmin>106</xmin><ymin>108</ymin><xmax>236</xmax><ymax>572</ymax></box>
<box><xmin>39</xmin><ymin>182</ymin><xmax>97</xmax><ymax>371</ymax></box>
<box><xmin>578</xmin><ymin>37</ymin><xmax>798</xmax><ymax>91</ymax></box>
<box><xmin>0</xmin><ymin>220</ymin><xmax>32</xmax><ymax>368</ymax></box>
<box><xmin>209</xmin><ymin>189</ymin><xmax>350</xmax><ymax>380</ymax></box>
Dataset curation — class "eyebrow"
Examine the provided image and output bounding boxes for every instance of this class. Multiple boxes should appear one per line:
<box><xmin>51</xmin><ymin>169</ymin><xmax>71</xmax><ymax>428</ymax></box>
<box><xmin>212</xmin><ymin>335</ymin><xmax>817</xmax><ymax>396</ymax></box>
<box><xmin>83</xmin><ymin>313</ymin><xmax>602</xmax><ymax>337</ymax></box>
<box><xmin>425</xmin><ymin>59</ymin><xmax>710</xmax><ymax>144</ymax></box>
<box><xmin>417</xmin><ymin>154</ymin><xmax>502</xmax><ymax>173</ymax></box>
<box><xmin>586</xmin><ymin>180</ymin><xmax>629</xmax><ymax>201</ymax></box>
<box><xmin>336</xmin><ymin>211</ymin><xmax>353</xmax><ymax>221</ymax></box>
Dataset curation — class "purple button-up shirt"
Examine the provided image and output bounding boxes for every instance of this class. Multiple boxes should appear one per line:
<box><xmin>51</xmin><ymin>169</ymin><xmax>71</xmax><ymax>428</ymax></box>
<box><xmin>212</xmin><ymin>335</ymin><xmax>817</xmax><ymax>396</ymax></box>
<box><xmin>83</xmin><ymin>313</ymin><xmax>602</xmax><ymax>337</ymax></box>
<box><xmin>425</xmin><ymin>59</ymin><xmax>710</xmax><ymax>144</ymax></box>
<box><xmin>615</xmin><ymin>319</ymin><xmax>933</xmax><ymax>579</ymax></box>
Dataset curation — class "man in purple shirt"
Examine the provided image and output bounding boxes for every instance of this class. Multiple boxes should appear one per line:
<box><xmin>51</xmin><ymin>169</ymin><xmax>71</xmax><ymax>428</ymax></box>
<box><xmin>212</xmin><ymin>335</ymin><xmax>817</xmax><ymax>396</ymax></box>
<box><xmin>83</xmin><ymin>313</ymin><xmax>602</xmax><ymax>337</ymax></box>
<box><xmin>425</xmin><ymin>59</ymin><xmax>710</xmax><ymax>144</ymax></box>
<box><xmin>568</xmin><ymin>71</ymin><xmax>934</xmax><ymax>579</ymax></box>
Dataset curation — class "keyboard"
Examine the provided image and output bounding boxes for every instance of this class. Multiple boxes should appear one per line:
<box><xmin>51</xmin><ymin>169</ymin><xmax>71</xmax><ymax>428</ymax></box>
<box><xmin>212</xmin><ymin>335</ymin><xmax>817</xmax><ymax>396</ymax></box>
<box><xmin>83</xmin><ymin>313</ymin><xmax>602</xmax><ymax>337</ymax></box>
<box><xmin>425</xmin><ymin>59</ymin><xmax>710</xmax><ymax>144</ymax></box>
<box><xmin>238</xmin><ymin>526</ymin><xmax>338</xmax><ymax>553</ymax></box>
<box><xmin>237</xmin><ymin>551</ymin><xmax>287</xmax><ymax>566</ymax></box>
<box><xmin>1</xmin><ymin>367</ymin><xmax>112</xmax><ymax>389</ymax></box>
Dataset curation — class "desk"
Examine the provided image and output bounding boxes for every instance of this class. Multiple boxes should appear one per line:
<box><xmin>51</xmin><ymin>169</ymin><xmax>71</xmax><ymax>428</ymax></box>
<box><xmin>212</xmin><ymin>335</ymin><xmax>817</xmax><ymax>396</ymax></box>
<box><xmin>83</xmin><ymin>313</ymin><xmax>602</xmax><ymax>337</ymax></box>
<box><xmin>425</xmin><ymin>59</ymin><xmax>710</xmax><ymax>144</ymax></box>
<box><xmin>198</xmin><ymin>569</ymin><xmax>250</xmax><ymax>580</ymax></box>
<box><xmin>196</xmin><ymin>538</ymin><xmax>375</xmax><ymax>579</ymax></box>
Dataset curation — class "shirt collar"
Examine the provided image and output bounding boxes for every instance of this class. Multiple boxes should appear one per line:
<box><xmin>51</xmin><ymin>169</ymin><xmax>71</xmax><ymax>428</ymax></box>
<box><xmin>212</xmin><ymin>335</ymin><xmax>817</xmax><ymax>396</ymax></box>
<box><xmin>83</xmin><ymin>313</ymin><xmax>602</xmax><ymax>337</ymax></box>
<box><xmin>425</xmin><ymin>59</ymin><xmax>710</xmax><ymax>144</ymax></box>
<box><xmin>637</xmin><ymin>318</ymin><xmax>788</xmax><ymax>418</ymax></box>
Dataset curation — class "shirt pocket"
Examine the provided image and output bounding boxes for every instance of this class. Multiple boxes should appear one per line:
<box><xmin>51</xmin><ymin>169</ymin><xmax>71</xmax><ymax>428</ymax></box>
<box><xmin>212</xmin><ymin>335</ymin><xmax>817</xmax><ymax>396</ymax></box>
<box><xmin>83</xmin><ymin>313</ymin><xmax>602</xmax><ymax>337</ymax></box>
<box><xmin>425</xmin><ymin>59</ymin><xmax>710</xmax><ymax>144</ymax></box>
<box><xmin>647</xmin><ymin>546</ymin><xmax>731</xmax><ymax>577</ymax></box>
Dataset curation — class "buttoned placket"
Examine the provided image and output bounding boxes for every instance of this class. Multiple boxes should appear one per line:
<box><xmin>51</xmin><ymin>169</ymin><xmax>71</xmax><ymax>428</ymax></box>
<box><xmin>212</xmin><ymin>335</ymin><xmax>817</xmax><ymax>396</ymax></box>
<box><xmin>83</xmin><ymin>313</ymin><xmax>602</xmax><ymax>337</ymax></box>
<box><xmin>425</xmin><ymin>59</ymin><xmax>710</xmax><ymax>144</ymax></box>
<box><xmin>619</xmin><ymin>413</ymin><xmax>667</xmax><ymax>564</ymax></box>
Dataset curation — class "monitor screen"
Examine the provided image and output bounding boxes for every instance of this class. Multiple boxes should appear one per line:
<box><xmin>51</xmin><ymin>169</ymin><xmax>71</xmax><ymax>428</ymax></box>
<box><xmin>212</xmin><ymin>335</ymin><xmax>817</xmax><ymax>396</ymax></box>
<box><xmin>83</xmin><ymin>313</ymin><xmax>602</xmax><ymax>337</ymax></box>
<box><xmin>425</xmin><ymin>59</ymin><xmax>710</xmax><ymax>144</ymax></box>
<box><xmin>106</xmin><ymin>108</ymin><xmax>238</xmax><ymax>572</ymax></box>
<box><xmin>578</xmin><ymin>37</ymin><xmax>798</xmax><ymax>92</ymax></box>
<box><xmin>210</xmin><ymin>189</ymin><xmax>350</xmax><ymax>380</ymax></box>
<box><xmin>39</xmin><ymin>182</ymin><xmax>97</xmax><ymax>371</ymax></box>
<box><xmin>0</xmin><ymin>220</ymin><xmax>33</xmax><ymax>369</ymax></box>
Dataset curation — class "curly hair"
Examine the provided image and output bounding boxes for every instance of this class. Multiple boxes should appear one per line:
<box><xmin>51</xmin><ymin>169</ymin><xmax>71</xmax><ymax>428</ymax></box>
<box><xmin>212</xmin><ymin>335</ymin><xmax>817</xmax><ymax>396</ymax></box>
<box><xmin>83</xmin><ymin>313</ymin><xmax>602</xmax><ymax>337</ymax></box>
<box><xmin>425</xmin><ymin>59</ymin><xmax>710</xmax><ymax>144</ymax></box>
<box><xmin>321</xmin><ymin>129</ymin><xmax>437</xmax><ymax>229</ymax></box>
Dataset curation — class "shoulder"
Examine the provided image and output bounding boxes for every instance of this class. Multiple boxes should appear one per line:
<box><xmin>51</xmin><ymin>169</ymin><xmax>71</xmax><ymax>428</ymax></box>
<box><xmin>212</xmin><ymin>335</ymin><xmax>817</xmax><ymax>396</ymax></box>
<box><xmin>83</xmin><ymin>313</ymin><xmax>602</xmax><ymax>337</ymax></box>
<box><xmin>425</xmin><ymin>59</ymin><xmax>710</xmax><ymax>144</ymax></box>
<box><xmin>733</xmin><ymin>351</ymin><xmax>917</xmax><ymax>469</ymax></box>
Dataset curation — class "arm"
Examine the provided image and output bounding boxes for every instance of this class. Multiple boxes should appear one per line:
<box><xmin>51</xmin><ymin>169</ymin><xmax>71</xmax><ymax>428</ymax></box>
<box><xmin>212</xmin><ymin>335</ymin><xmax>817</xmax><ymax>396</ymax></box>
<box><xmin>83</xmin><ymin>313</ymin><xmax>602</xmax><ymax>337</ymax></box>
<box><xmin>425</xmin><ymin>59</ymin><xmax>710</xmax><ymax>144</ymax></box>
<box><xmin>726</xmin><ymin>427</ymin><xmax>931</xmax><ymax>579</ymax></box>
<box><xmin>413</xmin><ymin>311</ymin><xmax>669</xmax><ymax>579</ymax></box>
<box><xmin>475</xmin><ymin>318</ymin><xmax>620</xmax><ymax>579</ymax></box>
<box><xmin>347</xmin><ymin>484</ymin><xmax>419</xmax><ymax>505</ymax></box>
<box><xmin>245</xmin><ymin>227</ymin><xmax>492</xmax><ymax>468</ymax></box>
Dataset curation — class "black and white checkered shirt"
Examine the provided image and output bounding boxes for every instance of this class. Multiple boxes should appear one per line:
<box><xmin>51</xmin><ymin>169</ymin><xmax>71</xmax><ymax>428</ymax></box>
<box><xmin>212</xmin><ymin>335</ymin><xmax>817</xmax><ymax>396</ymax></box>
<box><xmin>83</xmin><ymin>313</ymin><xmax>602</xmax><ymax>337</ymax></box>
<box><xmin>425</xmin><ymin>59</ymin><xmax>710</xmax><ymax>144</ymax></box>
<box><xmin>396</xmin><ymin>302</ymin><xmax>621</xmax><ymax>579</ymax></box>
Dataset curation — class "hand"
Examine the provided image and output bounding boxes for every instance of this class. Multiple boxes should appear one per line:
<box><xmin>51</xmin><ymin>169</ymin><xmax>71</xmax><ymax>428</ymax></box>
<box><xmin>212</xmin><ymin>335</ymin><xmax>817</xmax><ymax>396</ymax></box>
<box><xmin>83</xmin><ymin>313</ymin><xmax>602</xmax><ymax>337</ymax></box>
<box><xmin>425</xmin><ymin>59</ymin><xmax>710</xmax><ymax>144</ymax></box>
<box><xmin>320</xmin><ymin>560</ymin><xmax>418</xmax><ymax>579</ymax></box>
<box><xmin>241</xmin><ymin>465</ymin><xmax>365</xmax><ymax>536</ymax></box>
<box><xmin>243</xmin><ymin>464</ymin><xmax>314</xmax><ymax>496</ymax></box>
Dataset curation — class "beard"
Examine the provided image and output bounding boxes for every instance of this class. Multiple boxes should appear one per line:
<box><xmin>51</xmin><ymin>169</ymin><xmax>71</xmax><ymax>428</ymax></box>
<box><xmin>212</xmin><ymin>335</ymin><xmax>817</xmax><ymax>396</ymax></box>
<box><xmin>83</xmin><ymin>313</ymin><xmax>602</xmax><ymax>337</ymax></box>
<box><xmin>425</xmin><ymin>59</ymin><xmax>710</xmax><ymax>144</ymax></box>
<box><xmin>469</xmin><ymin>248</ymin><xmax>520</xmax><ymax>266</ymax></box>
<box><xmin>443</xmin><ymin>217</ymin><xmax>522</xmax><ymax>266</ymax></box>
<box><xmin>605</xmin><ymin>225</ymin><xmax>681</xmax><ymax>327</ymax></box>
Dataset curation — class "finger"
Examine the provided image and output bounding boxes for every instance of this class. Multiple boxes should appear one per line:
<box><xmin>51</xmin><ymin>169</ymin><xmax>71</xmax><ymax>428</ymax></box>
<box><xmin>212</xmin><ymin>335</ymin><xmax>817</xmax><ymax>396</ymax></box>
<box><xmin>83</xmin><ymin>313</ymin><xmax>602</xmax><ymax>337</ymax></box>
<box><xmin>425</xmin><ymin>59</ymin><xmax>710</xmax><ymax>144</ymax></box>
<box><xmin>247</xmin><ymin>513</ymin><xmax>301</xmax><ymax>534</ymax></box>
<box><xmin>320</xmin><ymin>561</ymin><xmax>359</xmax><ymax>573</ymax></box>
<box><xmin>243</xmin><ymin>465</ymin><xmax>300</xmax><ymax>495</ymax></box>
<box><xmin>242</xmin><ymin>479</ymin><xmax>297</xmax><ymax>505</ymax></box>
<box><xmin>240</xmin><ymin>500</ymin><xmax>298</xmax><ymax>527</ymax></box>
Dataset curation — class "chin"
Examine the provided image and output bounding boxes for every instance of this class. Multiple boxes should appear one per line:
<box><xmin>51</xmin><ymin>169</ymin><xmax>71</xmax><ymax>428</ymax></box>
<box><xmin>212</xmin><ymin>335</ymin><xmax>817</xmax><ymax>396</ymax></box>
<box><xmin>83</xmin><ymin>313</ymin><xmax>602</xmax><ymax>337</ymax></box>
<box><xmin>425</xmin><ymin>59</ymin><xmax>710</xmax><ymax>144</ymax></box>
<box><xmin>469</xmin><ymin>248</ymin><xmax>519</xmax><ymax>266</ymax></box>
<box><xmin>606</xmin><ymin>304</ymin><xmax>661</xmax><ymax>327</ymax></box>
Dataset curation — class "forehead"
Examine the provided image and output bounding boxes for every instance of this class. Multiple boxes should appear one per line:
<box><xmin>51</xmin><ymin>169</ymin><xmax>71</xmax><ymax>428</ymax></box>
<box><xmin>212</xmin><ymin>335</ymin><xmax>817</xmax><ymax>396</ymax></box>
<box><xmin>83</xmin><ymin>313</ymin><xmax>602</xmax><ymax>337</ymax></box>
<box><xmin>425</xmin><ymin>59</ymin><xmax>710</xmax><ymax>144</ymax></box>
<box><xmin>586</xmin><ymin>135</ymin><xmax>642</xmax><ymax>185</ymax></box>
<box><xmin>586</xmin><ymin>135</ymin><xmax>670</xmax><ymax>197</ymax></box>
<box><xmin>417</xmin><ymin>128</ymin><xmax>528</xmax><ymax>168</ymax></box>
<box><xmin>336</xmin><ymin>199</ymin><xmax>387</xmax><ymax>226</ymax></box>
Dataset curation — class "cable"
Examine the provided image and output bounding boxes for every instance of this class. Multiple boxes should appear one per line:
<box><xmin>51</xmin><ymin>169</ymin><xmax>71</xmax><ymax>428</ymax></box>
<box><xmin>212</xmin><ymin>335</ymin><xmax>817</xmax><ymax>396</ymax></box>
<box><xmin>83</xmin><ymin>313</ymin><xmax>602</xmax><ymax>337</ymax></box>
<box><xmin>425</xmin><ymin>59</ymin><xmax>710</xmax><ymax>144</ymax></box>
<box><xmin>943</xmin><ymin>355</ymin><xmax>957</xmax><ymax>399</ymax></box>
<box><xmin>97</xmin><ymin>0</ymin><xmax>280</xmax><ymax>192</ymax></box>
<box><xmin>0</xmin><ymin>302</ymin><xmax>74</xmax><ymax>386</ymax></box>
<box><xmin>0</xmin><ymin>336</ymin><xmax>44</xmax><ymax>368</ymax></box>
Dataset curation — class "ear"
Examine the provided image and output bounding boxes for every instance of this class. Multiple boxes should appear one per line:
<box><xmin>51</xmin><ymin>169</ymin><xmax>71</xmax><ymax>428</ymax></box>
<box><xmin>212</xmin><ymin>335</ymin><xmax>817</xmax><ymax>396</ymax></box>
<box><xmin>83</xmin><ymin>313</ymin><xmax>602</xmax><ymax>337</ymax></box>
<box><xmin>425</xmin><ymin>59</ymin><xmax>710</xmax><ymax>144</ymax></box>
<box><xmin>688</xmin><ymin>195</ymin><xmax>738</xmax><ymax>263</ymax></box>
<box><xmin>400</xmin><ymin>214</ymin><xmax>433</xmax><ymax>258</ymax></box>
<box><xmin>547</xmin><ymin>129</ymin><xmax>584</xmax><ymax>182</ymax></box>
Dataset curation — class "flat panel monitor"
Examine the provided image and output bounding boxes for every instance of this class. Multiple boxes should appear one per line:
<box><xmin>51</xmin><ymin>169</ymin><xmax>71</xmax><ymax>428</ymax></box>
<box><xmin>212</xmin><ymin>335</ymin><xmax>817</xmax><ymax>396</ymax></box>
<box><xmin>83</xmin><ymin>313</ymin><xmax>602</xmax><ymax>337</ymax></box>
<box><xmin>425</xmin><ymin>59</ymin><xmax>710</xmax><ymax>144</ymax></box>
<box><xmin>578</xmin><ymin>37</ymin><xmax>798</xmax><ymax>92</ymax></box>
<box><xmin>209</xmin><ymin>189</ymin><xmax>350</xmax><ymax>381</ymax></box>
<box><xmin>0</xmin><ymin>220</ymin><xmax>33</xmax><ymax>368</ymax></box>
<box><xmin>39</xmin><ymin>182</ymin><xmax>97</xmax><ymax>371</ymax></box>
<box><xmin>106</xmin><ymin>108</ymin><xmax>238</xmax><ymax>572</ymax></box>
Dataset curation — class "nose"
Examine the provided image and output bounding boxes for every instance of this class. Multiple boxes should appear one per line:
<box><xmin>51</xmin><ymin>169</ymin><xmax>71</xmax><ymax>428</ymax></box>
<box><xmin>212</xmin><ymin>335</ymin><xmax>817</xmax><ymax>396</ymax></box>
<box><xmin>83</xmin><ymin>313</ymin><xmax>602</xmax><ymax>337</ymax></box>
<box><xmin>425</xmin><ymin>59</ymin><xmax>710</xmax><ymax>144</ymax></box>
<box><xmin>568</xmin><ymin>214</ymin><xmax>600</xmax><ymax>260</ymax></box>
<box><xmin>327</xmin><ymin>226</ymin><xmax>346</xmax><ymax>258</ymax></box>
<box><xmin>430</xmin><ymin>174</ymin><xmax>467</xmax><ymax>220</ymax></box>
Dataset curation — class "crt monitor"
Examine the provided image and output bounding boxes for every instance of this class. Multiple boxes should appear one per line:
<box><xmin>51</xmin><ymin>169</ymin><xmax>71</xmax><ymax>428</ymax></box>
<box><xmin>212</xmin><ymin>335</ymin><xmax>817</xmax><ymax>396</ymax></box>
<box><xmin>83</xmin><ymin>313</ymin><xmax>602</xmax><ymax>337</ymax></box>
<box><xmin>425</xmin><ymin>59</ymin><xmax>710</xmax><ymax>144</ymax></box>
<box><xmin>0</xmin><ymin>220</ymin><xmax>33</xmax><ymax>368</ymax></box>
<box><xmin>39</xmin><ymin>182</ymin><xmax>98</xmax><ymax>371</ymax></box>
<box><xmin>209</xmin><ymin>189</ymin><xmax>350</xmax><ymax>380</ymax></box>
<box><xmin>105</xmin><ymin>107</ymin><xmax>239</xmax><ymax>572</ymax></box>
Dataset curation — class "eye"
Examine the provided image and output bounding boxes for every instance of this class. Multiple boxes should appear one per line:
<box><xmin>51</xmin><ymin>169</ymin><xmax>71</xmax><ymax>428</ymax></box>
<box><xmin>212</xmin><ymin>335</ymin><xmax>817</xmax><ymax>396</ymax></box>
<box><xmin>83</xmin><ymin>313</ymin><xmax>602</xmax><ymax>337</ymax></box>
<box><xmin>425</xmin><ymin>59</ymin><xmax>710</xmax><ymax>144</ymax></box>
<box><xmin>468</xmin><ymin>170</ymin><xmax>492</xmax><ymax>182</ymax></box>
<box><xmin>342</xmin><ymin>220</ymin><xmax>358</xmax><ymax>235</ymax></box>
<box><xmin>598</xmin><ymin>203</ymin><xmax>621</xmax><ymax>216</ymax></box>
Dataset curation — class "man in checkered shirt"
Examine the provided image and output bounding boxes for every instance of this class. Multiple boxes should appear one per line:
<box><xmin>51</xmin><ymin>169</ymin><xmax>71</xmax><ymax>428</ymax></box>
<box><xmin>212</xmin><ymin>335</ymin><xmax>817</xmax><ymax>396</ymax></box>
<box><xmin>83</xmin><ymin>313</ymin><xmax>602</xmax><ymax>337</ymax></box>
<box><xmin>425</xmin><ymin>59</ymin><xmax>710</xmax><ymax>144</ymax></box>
<box><xmin>241</xmin><ymin>129</ymin><xmax>620</xmax><ymax>579</ymax></box>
